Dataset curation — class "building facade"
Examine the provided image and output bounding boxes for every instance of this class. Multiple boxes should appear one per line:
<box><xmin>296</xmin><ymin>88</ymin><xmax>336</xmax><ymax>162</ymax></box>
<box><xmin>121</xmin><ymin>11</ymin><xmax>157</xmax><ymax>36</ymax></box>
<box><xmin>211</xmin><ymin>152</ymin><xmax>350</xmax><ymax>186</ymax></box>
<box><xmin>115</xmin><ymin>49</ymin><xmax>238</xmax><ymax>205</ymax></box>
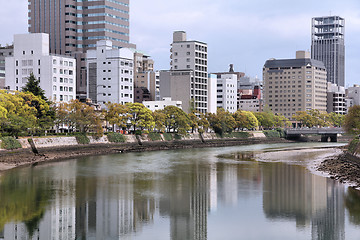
<box><xmin>311</xmin><ymin>16</ymin><xmax>345</xmax><ymax>87</ymax></box>
<box><xmin>28</xmin><ymin>0</ymin><xmax>135</xmax><ymax>100</ymax></box>
<box><xmin>0</xmin><ymin>45</ymin><xmax>13</xmax><ymax>89</ymax></box>
<box><xmin>86</xmin><ymin>40</ymin><xmax>134</xmax><ymax>108</ymax></box>
<box><xmin>170</xmin><ymin>31</ymin><xmax>208</xmax><ymax>113</ymax></box>
<box><xmin>5</xmin><ymin>33</ymin><xmax>76</xmax><ymax>102</ymax></box>
<box><xmin>327</xmin><ymin>83</ymin><xmax>346</xmax><ymax>114</ymax></box>
<box><xmin>263</xmin><ymin>51</ymin><xmax>327</xmax><ymax>119</ymax></box>
<box><xmin>143</xmin><ymin>97</ymin><xmax>182</xmax><ymax>112</ymax></box>
<box><xmin>214</xmin><ymin>73</ymin><xmax>237</xmax><ymax>113</ymax></box>
<box><xmin>347</xmin><ymin>84</ymin><xmax>360</xmax><ymax>106</ymax></box>
<box><xmin>238</xmin><ymin>86</ymin><xmax>263</xmax><ymax>112</ymax></box>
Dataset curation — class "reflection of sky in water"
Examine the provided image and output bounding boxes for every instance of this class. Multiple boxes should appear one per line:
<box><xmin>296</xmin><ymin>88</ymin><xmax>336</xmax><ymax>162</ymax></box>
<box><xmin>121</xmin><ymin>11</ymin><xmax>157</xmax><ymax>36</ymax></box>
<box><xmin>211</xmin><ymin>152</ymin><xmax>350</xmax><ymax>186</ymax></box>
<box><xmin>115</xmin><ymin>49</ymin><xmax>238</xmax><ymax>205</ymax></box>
<box><xmin>0</xmin><ymin>142</ymin><xmax>358</xmax><ymax>240</ymax></box>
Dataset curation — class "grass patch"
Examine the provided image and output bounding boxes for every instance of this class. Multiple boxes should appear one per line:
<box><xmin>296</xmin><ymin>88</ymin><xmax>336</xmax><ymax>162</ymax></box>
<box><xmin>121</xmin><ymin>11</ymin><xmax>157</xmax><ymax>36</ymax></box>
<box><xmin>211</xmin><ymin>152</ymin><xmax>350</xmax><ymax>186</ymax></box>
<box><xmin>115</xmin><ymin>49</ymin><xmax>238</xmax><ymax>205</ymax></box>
<box><xmin>263</xmin><ymin>130</ymin><xmax>281</xmax><ymax>138</ymax></box>
<box><xmin>107</xmin><ymin>132</ymin><xmax>126</xmax><ymax>143</ymax></box>
<box><xmin>174</xmin><ymin>134</ymin><xmax>182</xmax><ymax>140</ymax></box>
<box><xmin>75</xmin><ymin>133</ymin><xmax>90</xmax><ymax>144</ymax></box>
<box><xmin>148</xmin><ymin>132</ymin><xmax>162</xmax><ymax>141</ymax></box>
<box><xmin>0</xmin><ymin>137</ymin><xmax>22</xmax><ymax>150</ymax></box>
<box><xmin>163</xmin><ymin>133</ymin><xmax>173</xmax><ymax>141</ymax></box>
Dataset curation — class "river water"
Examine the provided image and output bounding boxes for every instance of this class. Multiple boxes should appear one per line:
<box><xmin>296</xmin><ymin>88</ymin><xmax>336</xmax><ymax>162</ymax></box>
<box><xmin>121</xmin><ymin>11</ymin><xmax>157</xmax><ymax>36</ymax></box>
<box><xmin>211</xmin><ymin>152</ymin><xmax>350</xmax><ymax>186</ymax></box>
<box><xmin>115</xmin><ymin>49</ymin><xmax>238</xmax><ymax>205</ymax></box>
<box><xmin>0</xmin><ymin>142</ymin><xmax>360</xmax><ymax>240</ymax></box>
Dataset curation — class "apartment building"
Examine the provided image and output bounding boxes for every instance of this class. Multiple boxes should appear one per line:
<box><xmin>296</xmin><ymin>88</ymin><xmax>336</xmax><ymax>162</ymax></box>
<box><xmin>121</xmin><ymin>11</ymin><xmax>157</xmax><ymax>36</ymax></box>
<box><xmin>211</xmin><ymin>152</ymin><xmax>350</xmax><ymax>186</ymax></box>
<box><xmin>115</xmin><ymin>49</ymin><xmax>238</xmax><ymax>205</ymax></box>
<box><xmin>169</xmin><ymin>31</ymin><xmax>209</xmax><ymax>113</ymax></box>
<box><xmin>5</xmin><ymin>33</ymin><xmax>76</xmax><ymax>102</ymax></box>
<box><xmin>86</xmin><ymin>40</ymin><xmax>134</xmax><ymax>108</ymax></box>
<box><xmin>263</xmin><ymin>51</ymin><xmax>327</xmax><ymax>119</ymax></box>
<box><xmin>213</xmin><ymin>73</ymin><xmax>237</xmax><ymax>113</ymax></box>
<box><xmin>327</xmin><ymin>83</ymin><xmax>346</xmax><ymax>114</ymax></box>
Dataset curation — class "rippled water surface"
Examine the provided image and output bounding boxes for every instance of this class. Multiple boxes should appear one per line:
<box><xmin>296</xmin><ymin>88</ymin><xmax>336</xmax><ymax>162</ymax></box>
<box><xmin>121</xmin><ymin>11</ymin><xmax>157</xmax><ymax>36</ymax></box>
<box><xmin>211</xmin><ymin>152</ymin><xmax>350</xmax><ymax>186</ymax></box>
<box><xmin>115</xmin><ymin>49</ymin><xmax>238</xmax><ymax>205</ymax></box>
<box><xmin>0</xmin><ymin>142</ymin><xmax>360</xmax><ymax>240</ymax></box>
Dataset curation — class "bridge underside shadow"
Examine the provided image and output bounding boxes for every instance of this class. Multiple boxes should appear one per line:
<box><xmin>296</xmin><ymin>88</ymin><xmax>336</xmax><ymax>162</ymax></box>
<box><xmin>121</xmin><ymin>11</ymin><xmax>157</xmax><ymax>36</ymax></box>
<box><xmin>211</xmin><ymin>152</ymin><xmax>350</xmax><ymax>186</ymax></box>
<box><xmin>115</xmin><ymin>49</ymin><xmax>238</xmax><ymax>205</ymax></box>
<box><xmin>320</xmin><ymin>134</ymin><xmax>337</xmax><ymax>142</ymax></box>
<box><xmin>285</xmin><ymin>134</ymin><xmax>338</xmax><ymax>142</ymax></box>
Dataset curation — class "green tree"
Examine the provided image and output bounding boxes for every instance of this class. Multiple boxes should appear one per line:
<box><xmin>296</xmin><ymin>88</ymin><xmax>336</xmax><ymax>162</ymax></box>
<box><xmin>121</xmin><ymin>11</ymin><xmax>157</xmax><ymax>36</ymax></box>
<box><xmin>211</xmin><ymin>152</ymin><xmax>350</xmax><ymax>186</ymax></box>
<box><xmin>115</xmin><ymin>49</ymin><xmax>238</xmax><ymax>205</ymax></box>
<box><xmin>152</xmin><ymin>110</ymin><xmax>166</xmax><ymax>132</ymax></box>
<box><xmin>0</xmin><ymin>91</ymin><xmax>37</xmax><ymax>136</ymax></box>
<box><xmin>327</xmin><ymin>112</ymin><xmax>345</xmax><ymax>127</ymax></box>
<box><xmin>67</xmin><ymin>99</ymin><xmax>103</xmax><ymax>134</ymax></box>
<box><xmin>188</xmin><ymin>111</ymin><xmax>199</xmax><ymax>133</ymax></box>
<box><xmin>344</xmin><ymin>105</ymin><xmax>360</xmax><ymax>134</ymax></box>
<box><xmin>126</xmin><ymin>103</ymin><xmax>155</xmax><ymax>132</ymax></box>
<box><xmin>233</xmin><ymin>110</ymin><xmax>258</xmax><ymax>130</ymax></box>
<box><xmin>207</xmin><ymin>108</ymin><xmax>236</xmax><ymax>135</ymax></box>
<box><xmin>22</xmin><ymin>73</ymin><xmax>47</xmax><ymax>101</ymax></box>
<box><xmin>163</xmin><ymin>106</ymin><xmax>190</xmax><ymax>135</ymax></box>
<box><xmin>104</xmin><ymin>103</ymin><xmax>131</xmax><ymax>132</ymax></box>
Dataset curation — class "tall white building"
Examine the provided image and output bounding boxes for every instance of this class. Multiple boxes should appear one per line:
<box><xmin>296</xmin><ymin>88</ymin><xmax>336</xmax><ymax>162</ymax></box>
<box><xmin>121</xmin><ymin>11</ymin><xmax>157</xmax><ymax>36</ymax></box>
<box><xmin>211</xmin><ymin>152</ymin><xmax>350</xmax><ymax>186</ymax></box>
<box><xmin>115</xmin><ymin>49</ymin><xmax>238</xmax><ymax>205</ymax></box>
<box><xmin>214</xmin><ymin>73</ymin><xmax>237</xmax><ymax>113</ymax></box>
<box><xmin>86</xmin><ymin>40</ymin><xmax>134</xmax><ymax>108</ymax></box>
<box><xmin>327</xmin><ymin>83</ymin><xmax>346</xmax><ymax>114</ymax></box>
<box><xmin>5</xmin><ymin>33</ymin><xmax>76</xmax><ymax>102</ymax></box>
<box><xmin>170</xmin><ymin>31</ymin><xmax>208</xmax><ymax>113</ymax></box>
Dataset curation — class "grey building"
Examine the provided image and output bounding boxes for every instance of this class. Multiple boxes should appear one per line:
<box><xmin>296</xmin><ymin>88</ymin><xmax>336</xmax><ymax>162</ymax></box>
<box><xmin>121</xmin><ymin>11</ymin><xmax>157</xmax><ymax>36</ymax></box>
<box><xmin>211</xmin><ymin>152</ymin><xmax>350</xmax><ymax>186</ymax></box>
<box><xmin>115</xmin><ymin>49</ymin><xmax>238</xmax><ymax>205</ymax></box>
<box><xmin>311</xmin><ymin>16</ymin><xmax>345</xmax><ymax>87</ymax></box>
<box><xmin>28</xmin><ymin>0</ymin><xmax>135</xmax><ymax>100</ymax></box>
<box><xmin>0</xmin><ymin>45</ymin><xmax>13</xmax><ymax>89</ymax></box>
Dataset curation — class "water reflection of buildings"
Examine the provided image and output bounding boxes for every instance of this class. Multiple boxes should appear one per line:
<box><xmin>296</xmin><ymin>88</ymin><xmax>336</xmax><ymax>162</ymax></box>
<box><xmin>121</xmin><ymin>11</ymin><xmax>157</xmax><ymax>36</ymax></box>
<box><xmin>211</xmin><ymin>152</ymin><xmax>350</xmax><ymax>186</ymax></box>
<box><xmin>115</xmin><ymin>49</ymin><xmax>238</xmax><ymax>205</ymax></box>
<box><xmin>262</xmin><ymin>163</ymin><xmax>345</xmax><ymax>240</ymax></box>
<box><xmin>2</xmin><ymin>163</ymin><xmax>77</xmax><ymax>240</ymax></box>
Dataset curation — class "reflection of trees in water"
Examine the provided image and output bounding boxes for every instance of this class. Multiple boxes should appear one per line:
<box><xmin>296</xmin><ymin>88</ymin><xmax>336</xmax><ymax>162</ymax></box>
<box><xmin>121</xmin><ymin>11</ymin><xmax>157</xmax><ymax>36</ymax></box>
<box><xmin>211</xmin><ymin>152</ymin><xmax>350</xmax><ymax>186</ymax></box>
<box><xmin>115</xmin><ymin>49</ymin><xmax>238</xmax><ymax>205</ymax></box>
<box><xmin>345</xmin><ymin>187</ymin><xmax>360</xmax><ymax>225</ymax></box>
<box><xmin>0</xmin><ymin>169</ymin><xmax>52</xmax><ymax>236</ymax></box>
<box><xmin>217</xmin><ymin>152</ymin><xmax>255</xmax><ymax>161</ymax></box>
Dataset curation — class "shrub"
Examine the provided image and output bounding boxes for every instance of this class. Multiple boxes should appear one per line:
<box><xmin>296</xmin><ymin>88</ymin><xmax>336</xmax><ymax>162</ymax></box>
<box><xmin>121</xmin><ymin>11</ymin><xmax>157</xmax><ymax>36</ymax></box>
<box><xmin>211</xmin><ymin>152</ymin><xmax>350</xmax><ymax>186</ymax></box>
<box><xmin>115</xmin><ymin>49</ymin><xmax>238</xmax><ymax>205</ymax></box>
<box><xmin>275</xmin><ymin>128</ymin><xmax>286</xmax><ymax>138</ymax></box>
<box><xmin>107</xmin><ymin>132</ymin><xmax>126</xmax><ymax>143</ymax></box>
<box><xmin>148</xmin><ymin>132</ymin><xmax>162</xmax><ymax>141</ymax></box>
<box><xmin>263</xmin><ymin>130</ymin><xmax>280</xmax><ymax>138</ymax></box>
<box><xmin>0</xmin><ymin>137</ymin><xmax>22</xmax><ymax>150</ymax></box>
<box><xmin>348</xmin><ymin>137</ymin><xmax>359</xmax><ymax>154</ymax></box>
<box><xmin>163</xmin><ymin>133</ymin><xmax>173</xmax><ymax>141</ymax></box>
<box><xmin>75</xmin><ymin>133</ymin><xmax>90</xmax><ymax>144</ymax></box>
<box><xmin>230</xmin><ymin>132</ymin><xmax>249</xmax><ymax>138</ymax></box>
<box><xmin>135</xmin><ymin>130</ymin><xmax>142</xmax><ymax>136</ymax></box>
<box><xmin>174</xmin><ymin>134</ymin><xmax>182</xmax><ymax>140</ymax></box>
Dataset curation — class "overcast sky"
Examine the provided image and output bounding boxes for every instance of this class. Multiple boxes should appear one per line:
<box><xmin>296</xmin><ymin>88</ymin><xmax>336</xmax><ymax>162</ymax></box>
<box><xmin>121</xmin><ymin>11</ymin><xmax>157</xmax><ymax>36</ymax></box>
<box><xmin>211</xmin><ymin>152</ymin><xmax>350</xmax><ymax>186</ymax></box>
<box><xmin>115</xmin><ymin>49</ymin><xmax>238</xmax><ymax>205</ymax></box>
<box><xmin>1</xmin><ymin>0</ymin><xmax>360</xmax><ymax>87</ymax></box>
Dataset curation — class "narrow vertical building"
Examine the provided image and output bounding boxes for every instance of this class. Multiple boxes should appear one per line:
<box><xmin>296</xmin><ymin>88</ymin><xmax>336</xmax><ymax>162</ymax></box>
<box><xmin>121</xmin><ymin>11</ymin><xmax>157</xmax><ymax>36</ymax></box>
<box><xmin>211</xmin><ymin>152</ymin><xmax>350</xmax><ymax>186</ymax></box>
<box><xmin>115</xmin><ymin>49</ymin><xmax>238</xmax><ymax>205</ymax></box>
<box><xmin>170</xmin><ymin>31</ymin><xmax>208</xmax><ymax>113</ymax></box>
<box><xmin>28</xmin><ymin>0</ymin><xmax>135</xmax><ymax>100</ymax></box>
<box><xmin>311</xmin><ymin>16</ymin><xmax>345</xmax><ymax>87</ymax></box>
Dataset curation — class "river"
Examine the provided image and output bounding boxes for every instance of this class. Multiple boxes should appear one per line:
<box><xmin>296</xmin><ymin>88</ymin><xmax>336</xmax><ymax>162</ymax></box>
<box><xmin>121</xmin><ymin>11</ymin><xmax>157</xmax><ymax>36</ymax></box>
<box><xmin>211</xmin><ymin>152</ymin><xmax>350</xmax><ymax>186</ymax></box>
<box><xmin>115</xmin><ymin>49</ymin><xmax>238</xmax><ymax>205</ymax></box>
<box><xmin>0</xmin><ymin>142</ymin><xmax>360</xmax><ymax>240</ymax></box>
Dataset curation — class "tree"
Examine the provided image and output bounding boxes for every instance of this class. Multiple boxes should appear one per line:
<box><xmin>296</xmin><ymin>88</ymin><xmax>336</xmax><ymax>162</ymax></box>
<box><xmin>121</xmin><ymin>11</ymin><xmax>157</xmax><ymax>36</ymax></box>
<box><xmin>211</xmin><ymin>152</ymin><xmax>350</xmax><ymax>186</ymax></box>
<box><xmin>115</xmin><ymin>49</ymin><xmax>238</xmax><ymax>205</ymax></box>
<box><xmin>0</xmin><ymin>91</ymin><xmax>37</xmax><ymax>137</ymax></box>
<box><xmin>233</xmin><ymin>110</ymin><xmax>258</xmax><ymax>130</ymax></box>
<box><xmin>152</xmin><ymin>110</ymin><xmax>166</xmax><ymax>132</ymax></box>
<box><xmin>104</xmin><ymin>103</ymin><xmax>131</xmax><ymax>132</ymax></box>
<box><xmin>22</xmin><ymin>73</ymin><xmax>47</xmax><ymax>101</ymax></box>
<box><xmin>66</xmin><ymin>99</ymin><xmax>102</xmax><ymax>134</ymax></box>
<box><xmin>207</xmin><ymin>108</ymin><xmax>235</xmax><ymax>135</ymax></box>
<box><xmin>188</xmin><ymin>111</ymin><xmax>199</xmax><ymax>133</ymax></box>
<box><xmin>126</xmin><ymin>103</ymin><xmax>155</xmax><ymax>132</ymax></box>
<box><xmin>327</xmin><ymin>112</ymin><xmax>345</xmax><ymax>127</ymax></box>
<box><xmin>163</xmin><ymin>106</ymin><xmax>190</xmax><ymax>135</ymax></box>
<box><xmin>344</xmin><ymin>105</ymin><xmax>360</xmax><ymax>134</ymax></box>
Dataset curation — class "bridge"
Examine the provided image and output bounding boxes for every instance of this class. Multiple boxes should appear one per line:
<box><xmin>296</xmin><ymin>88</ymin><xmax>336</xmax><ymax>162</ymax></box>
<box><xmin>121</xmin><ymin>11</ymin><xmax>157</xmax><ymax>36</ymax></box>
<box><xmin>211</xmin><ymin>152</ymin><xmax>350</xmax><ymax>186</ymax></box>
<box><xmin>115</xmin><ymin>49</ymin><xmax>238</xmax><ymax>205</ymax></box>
<box><xmin>285</xmin><ymin>128</ymin><xmax>345</xmax><ymax>142</ymax></box>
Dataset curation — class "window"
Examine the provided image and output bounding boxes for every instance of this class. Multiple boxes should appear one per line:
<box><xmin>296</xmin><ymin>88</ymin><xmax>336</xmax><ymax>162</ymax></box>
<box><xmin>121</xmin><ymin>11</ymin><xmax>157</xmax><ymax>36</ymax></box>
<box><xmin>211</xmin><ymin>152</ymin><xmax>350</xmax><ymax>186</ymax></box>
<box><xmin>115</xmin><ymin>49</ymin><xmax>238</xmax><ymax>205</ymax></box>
<box><xmin>53</xmin><ymin>77</ymin><xmax>56</xmax><ymax>82</ymax></box>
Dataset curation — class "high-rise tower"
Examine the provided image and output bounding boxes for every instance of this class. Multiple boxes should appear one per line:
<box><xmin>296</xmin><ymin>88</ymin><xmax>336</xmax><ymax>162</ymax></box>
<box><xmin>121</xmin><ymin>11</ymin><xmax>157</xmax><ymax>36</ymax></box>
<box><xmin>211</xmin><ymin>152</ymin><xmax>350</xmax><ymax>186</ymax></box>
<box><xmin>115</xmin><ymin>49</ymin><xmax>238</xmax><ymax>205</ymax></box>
<box><xmin>28</xmin><ymin>0</ymin><xmax>135</xmax><ymax>100</ymax></box>
<box><xmin>311</xmin><ymin>16</ymin><xmax>345</xmax><ymax>87</ymax></box>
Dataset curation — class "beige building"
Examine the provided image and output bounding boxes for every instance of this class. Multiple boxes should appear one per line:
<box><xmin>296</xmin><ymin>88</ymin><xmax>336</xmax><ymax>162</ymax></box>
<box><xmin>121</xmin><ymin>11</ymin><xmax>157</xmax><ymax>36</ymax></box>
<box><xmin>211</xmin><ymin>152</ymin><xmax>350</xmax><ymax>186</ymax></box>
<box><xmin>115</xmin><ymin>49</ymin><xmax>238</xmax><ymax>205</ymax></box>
<box><xmin>133</xmin><ymin>51</ymin><xmax>159</xmax><ymax>101</ymax></box>
<box><xmin>263</xmin><ymin>51</ymin><xmax>327</xmax><ymax>119</ymax></box>
<box><xmin>170</xmin><ymin>31</ymin><xmax>208</xmax><ymax>113</ymax></box>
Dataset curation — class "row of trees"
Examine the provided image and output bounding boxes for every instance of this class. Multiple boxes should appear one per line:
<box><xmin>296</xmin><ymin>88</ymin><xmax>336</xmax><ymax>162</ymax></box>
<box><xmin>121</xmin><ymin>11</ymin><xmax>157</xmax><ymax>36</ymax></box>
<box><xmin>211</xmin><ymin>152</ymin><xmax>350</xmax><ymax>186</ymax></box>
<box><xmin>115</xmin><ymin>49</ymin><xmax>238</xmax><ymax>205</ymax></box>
<box><xmin>0</xmin><ymin>73</ymin><xmax>352</xmax><ymax>137</ymax></box>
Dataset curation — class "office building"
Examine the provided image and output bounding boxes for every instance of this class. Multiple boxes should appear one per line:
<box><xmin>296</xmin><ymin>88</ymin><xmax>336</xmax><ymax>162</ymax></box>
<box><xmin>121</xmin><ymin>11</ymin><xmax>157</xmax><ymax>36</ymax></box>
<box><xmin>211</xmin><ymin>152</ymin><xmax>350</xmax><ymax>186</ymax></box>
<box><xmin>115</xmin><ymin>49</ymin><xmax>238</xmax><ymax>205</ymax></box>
<box><xmin>213</xmin><ymin>72</ymin><xmax>237</xmax><ymax>113</ymax></box>
<box><xmin>170</xmin><ymin>31</ymin><xmax>208</xmax><ymax>113</ymax></box>
<box><xmin>311</xmin><ymin>16</ymin><xmax>345</xmax><ymax>86</ymax></box>
<box><xmin>263</xmin><ymin>51</ymin><xmax>327</xmax><ymax>119</ymax></box>
<box><xmin>0</xmin><ymin>45</ymin><xmax>13</xmax><ymax>89</ymax></box>
<box><xmin>86</xmin><ymin>40</ymin><xmax>134</xmax><ymax>108</ymax></box>
<box><xmin>28</xmin><ymin>0</ymin><xmax>135</xmax><ymax>100</ymax></box>
<box><xmin>327</xmin><ymin>83</ymin><xmax>346</xmax><ymax>114</ymax></box>
<box><xmin>5</xmin><ymin>33</ymin><xmax>76</xmax><ymax>102</ymax></box>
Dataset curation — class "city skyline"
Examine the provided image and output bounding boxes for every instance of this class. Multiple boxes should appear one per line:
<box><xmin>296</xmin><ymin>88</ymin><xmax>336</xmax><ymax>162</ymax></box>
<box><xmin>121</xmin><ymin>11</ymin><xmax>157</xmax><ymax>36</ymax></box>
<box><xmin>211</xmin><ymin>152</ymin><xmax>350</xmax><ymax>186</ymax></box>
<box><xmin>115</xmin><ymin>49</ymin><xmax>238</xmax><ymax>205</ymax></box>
<box><xmin>1</xmin><ymin>0</ymin><xmax>360</xmax><ymax>87</ymax></box>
